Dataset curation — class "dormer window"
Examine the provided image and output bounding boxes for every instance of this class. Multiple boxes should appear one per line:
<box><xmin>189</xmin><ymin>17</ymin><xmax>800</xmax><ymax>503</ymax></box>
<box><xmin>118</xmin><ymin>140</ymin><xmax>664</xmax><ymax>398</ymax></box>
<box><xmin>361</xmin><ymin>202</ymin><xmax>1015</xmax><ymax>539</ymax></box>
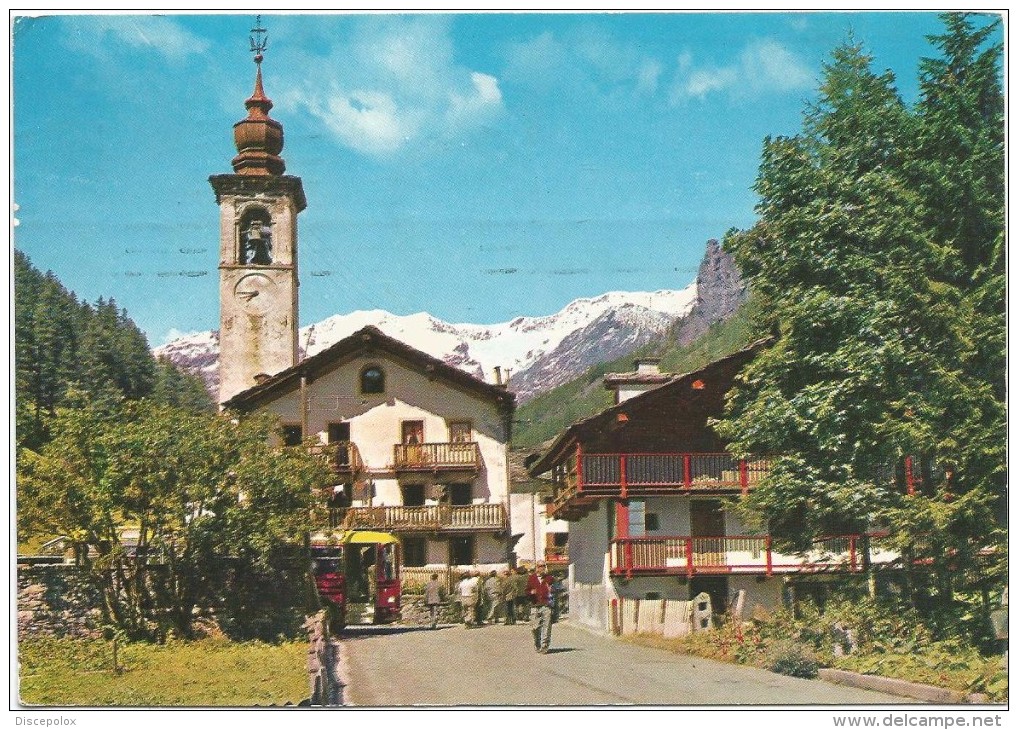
<box><xmin>240</xmin><ymin>208</ymin><xmax>273</xmax><ymax>265</ymax></box>
<box><xmin>360</xmin><ymin>365</ymin><xmax>385</xmax><ymax>394</ymax></box>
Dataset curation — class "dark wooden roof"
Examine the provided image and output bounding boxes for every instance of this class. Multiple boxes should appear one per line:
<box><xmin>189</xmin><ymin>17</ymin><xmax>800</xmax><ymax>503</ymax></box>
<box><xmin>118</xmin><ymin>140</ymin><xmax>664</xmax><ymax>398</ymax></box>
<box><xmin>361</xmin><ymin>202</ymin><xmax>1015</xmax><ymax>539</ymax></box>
<box><xmin>527</xmin><ymin>338</ymin><xmax>772</xmax><ymax>477</ymax></box>
<box><xmin>223</xmin><ymin>325</ymin><xmax>516</xmax><ymax>412</ymax></box>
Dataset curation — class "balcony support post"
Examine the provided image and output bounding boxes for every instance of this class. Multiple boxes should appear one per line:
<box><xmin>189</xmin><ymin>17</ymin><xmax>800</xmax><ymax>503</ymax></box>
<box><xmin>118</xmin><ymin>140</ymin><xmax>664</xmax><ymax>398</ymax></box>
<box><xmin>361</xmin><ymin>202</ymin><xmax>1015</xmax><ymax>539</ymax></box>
<box><xmin>614</xmin><ymin>501</ymin><xmax>629</xmax><ymax>539</ymax></box>
<box><xmin>765</xmin><ymin>535</ymin><xmax>773</xmax><ymax>576</ymax></box>
<box><xmin>740</xmin><ymin>459</ymin><xmax>749</xmax><ymax>496</ymax></box>
<box><xmin>849</xmin><ymin>535</ymin><xmax>857</xmax><ymax>572</ymax></box>
<box><xmin>686</xmin><ymin>537</ymin><xmax>694</xmax><ymax>578</ymax></box>
<box><xmin>576</xmin><ymin>445</ymin><xmax>584</xmax><ymax>494</ymax></box>
<box><xmin>619</xmin><ymin>455</ymin><xmax>628</xmax><ymax>499</ymax></box>
<box><xmin>683</xmin><ymin>455</ymin><xmax>692</xmax><ymax>489</ymax></box>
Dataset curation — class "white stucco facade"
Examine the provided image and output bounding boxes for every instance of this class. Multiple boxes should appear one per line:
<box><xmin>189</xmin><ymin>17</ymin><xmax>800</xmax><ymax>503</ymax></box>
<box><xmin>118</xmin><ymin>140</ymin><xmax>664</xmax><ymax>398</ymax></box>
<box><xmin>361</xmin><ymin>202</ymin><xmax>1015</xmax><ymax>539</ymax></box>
<box><xmin>564</xmin><ymin>496</ymin><xmax>789</xmax><ymax>634</ymax></box>
<box><xmin>509</xmin><ymin>493</ymin><xmax>569</xmax><ymax>566</ymax></box>
<box><xmin>237</xmin><ymin>338</ymin><xmax>514</xmax><ymax>569</ymax></box>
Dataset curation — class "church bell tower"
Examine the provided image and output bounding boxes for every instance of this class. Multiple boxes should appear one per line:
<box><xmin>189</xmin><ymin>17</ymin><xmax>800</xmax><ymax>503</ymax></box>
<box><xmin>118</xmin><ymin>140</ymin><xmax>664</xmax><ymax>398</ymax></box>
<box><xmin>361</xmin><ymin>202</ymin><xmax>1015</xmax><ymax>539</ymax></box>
<box><xmin>211</xmin><ymin>18</ymin><xmax>305</xmax><ymax>404</ymax></box>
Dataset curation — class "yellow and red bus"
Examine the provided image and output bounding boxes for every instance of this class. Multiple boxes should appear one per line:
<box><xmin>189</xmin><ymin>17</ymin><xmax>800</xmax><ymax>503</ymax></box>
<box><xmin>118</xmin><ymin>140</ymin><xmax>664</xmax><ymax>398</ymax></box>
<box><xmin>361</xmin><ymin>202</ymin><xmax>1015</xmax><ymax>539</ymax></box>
<box><xmin>311</xmin><ymin>530</ymin><xmax>401</xmax><ymax>630</ymax></box>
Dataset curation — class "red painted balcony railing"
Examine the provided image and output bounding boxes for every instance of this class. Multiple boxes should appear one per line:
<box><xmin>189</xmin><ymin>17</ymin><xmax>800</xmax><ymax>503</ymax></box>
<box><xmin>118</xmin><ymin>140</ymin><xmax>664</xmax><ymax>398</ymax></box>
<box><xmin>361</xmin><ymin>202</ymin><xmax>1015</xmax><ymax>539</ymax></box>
<box><xmin>393</xmin><ymin>442</ymin><xmax>481</xmax><ymax>472</ymax></box>
<box><xmin>609</xmin><ymin>534</ymin><xmax>890</xmax><ymax>578</ymax></box>
<box><xmin>578</xmin><ymin>453</ymin><xmax>771</xmax><ymax>495</ymax></box>
<box><xmin>332</xmin><ymin>503</ymin><xmax>507</xmax><ymax>532</ymax></box>
<box><xmin>544</xmin><ymin>546</ymin><xmax>569</xmax><ymax>564</ymax></box>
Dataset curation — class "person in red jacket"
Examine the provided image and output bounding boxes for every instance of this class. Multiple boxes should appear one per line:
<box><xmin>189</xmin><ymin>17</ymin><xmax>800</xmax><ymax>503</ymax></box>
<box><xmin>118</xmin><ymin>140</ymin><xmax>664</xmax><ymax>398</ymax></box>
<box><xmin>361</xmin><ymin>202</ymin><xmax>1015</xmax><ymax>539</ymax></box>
<box><xmin>526</xmin><ymin>562</ymin><xmax>555</xmax><ymax>653</ymax></box>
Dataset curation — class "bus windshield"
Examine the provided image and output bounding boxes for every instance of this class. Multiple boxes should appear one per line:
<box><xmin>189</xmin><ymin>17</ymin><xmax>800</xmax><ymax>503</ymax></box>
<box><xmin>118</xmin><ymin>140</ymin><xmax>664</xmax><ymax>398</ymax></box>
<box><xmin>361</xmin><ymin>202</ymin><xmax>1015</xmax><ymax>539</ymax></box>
<box><xmin>315</xmin><ymin>557</ymin><xmax>343</xmax><ymax>575</ymax></box>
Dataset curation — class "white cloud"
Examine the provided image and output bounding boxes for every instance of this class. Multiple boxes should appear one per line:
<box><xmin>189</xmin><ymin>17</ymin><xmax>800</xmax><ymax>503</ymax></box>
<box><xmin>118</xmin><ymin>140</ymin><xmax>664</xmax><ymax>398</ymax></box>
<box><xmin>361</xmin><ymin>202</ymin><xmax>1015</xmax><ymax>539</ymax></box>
<box><xmin>743</xmin><ymin>40</ymin><xmax>814</xmax><ymax>91</ymax></box>
<box><xmin>503</xmin><ymin>31</ymin><xmax>566</xmax><ymax>83</ymax></box>
<box><xmin>671</xmin><ymin>38</ymin><xmax>814</xmax><ymax>102</ymax></box>
<box><xmin>279</xmin><ymin>17</ymin><xmax>503</xmax><ymax>157</ymax></box>
<box><xmin>636</xmin><ymin>60</ymin><xmax>663</xmax><ymax>95</ymax></box>
<box><xmin>309</xmin><ymin>89</ymin><xmax>414</xmax><ymax>156</ymax></box>
<box><xmin>448</xmin><ymin>72</ymin><xmax>503</xmax><ymax>127</ymax></box>
<box><xmin>504</xmin><ymin>27</ymin><xmax>663</xmax><ymax>98</ymax></box>
<box><xmin>62</xmin><ymin>16</ymin><xmax>209</xmax><ymax>61</ymax></box>
<box><xmin>684</xmin><ymin>66</ymin><xmax>739</xmax><ymax>98</ymax></box>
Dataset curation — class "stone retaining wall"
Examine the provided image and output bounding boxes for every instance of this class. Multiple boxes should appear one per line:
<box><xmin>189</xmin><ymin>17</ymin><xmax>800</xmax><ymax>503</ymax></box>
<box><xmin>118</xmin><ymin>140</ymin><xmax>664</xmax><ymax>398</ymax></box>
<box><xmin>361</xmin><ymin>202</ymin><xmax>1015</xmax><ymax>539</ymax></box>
<box><xmin>398</xmin><ymin>595</ymin><xmax>533</xmax><ymax>626</ymax></box>
<box><xmin>399</xmin><ymin>595</ymin><xmax>466</xmax><ymax>626</ymax></box>
<box><xmin>17</xmin><ymin>564</ymin><xmax>103</xmax><ymax>639</ymax></box>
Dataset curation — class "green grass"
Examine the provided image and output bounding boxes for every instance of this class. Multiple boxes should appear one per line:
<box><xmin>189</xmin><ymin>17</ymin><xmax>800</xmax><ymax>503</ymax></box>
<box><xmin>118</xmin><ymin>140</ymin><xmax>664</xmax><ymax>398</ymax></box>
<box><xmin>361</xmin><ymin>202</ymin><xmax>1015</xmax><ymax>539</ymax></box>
<box><xmin>622</xmin><ymin>618</ymin><xmax>1007</xmax><ymax>703</ymax></box>
<box><xmin>18</xmin><ymin>636</ymin><xmax>308</xmax><ymax>707</ymax></box>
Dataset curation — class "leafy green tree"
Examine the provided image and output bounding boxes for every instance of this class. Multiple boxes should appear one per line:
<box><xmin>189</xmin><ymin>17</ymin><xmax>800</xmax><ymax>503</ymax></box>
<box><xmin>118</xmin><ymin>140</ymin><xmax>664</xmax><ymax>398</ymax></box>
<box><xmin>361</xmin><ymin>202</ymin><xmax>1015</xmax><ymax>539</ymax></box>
<box><xmin>18</xmin><ymin>399</ymin><xmax>332</xmax><ymax>639</ymax></box>
<box><xmin>717</xmin><ymin>15</ymin><xmax>1004</xmax><ymax>613</ymax></box>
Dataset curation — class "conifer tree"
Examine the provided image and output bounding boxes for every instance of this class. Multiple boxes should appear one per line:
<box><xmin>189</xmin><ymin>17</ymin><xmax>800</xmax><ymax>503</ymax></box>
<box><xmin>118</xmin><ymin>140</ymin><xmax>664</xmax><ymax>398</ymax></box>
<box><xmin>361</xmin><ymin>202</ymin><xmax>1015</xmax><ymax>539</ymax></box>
<box><xmin>717</xmin><ymin>15</ymin><xmax>1004</xmax><ymax>612</ymax></box>
<box><xmin>15</xmin><ymin>250</ymin><xmax>211</xmax><ymax>448</ymax></box>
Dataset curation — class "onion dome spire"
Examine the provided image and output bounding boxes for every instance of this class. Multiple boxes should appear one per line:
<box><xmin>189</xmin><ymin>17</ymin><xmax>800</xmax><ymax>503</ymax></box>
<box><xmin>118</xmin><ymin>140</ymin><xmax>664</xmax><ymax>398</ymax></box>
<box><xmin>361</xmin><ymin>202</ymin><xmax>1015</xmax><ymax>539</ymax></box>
<box><xmin>231</xmin><ymin>16</ymin><xmax>286</xmax><ymax>176</ymax></box>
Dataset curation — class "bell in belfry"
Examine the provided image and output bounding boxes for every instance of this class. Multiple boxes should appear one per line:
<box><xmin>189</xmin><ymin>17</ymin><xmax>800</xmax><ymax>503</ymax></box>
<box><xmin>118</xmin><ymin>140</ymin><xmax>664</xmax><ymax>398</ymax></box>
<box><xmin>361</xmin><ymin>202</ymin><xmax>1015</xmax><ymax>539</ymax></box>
<box><xmin>245</xmin><ymin>217</ymin><xmax>273</xmax><ymax>264</ymax></box>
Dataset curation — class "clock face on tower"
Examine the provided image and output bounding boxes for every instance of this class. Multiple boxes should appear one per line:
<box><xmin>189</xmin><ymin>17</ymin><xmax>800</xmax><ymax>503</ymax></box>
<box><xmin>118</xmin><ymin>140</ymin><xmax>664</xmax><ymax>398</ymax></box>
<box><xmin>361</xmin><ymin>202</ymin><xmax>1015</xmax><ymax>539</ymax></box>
<box><xmin>233</xmin><ymin>273</ymin><xmax>277</xmax><ymax>315</ymax></box>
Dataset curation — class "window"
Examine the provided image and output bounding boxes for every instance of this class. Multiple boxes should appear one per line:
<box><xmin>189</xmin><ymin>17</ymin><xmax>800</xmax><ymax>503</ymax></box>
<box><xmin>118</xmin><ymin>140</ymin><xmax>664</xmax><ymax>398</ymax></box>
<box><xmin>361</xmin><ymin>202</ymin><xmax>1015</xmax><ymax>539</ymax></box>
<box><xmin>448</xmin><ymin>483</ymin><xmax>472</xmax><ymax>506</ymax></box>
<box><xmin>449</xmin><ymin>536</ymin><xmax>474</xmax><ymax>566</ymax></box>
<box><xmin>360</xmin><ymin>365</ymin><xmax>385</xmax><ymax>394</ymax></box>
<box><xmin>645</xmin><ymin>513</ymin><xmax>660</xmax><ymax>532</ymax></box>
<box><xmin>628</xmin><ymin>500</ymin><xmax>647</xmax><ymax>538</ymax></box>
<box><xmin>402</xmin><ymin>484</ymin><xmax>425</xmax><ymax>507</ymax></box>
<box><xmin>281</xmin><ymin>424</ymin><xmax>303</xmax><ymax>447</ymax></box>
<box><xmin>239</xmin><ymin>208</ymin><xmax>273</xmax><ymax>265</ymax></box>
<box><xmin>327</xmin><ymin>422</ymin><xmax>350</xmax><ymax>443</ymax></box>
<box><xmin>449</xmin><ymin>421</ymin><xmax>472</xmax><ymax>443</ymax></box>
<box><xmin>403</xmin><ymin>538</ymin><xmax>427</xmax><ymax>568</ymax></box>
<box><xmin>402</xmin><ymin>420</ymin><xmax>424</xmax><ymax>445</ymax></box>
<box><xmin>327</xmin><ymin>485</ymin><xmax>350</xmax><ymax>509</ymax></box>
<box><xmin>327</xmin><ymin>422</ymin><xmax>351</xmax><ymax>466</ymax></box>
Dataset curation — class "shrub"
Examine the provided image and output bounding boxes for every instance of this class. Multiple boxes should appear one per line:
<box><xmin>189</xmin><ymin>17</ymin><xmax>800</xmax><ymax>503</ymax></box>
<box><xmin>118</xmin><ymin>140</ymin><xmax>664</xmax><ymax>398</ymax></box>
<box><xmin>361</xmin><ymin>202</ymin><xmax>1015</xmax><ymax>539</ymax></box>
<box><xmin>767</xmin><ymin>640</ymin><xmax>819</xmax><ymax>679</ymax></box>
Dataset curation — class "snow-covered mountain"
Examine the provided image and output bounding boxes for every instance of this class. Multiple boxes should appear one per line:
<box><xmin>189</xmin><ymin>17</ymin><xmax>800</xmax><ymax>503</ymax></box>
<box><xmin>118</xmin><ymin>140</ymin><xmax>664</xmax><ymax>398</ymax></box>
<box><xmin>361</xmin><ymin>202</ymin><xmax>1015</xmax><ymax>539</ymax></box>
<box><xmin>154</xmin><ymin>286</ymin><xmax>697</xmax><ymax>403</ymax></box>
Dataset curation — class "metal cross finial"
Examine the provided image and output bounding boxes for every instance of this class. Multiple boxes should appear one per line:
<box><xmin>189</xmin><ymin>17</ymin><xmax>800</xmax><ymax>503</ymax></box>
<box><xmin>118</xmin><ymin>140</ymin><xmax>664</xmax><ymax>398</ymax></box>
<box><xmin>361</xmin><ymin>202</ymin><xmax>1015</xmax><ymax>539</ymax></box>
<box><xmin>249</xmin><ymin>15</ymin><xmax>268</xmax><ymax>64</ymax></box>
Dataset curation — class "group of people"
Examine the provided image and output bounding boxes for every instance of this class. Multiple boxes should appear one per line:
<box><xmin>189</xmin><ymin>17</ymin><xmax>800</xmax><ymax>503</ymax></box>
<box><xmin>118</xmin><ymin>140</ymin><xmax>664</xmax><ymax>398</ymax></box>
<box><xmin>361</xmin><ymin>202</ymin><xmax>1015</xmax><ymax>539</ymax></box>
<box><xmin>423</xmin><ymin>562</ymin><xmax>562</xmax><ymax>653</ymax></box>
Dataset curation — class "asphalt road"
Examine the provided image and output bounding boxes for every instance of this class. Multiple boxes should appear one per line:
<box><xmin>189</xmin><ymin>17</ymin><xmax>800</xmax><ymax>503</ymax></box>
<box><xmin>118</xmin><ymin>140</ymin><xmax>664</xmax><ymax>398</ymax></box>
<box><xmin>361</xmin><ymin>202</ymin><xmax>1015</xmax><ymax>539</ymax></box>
<box><xmin>338</xmin><ymin>620</ymin><xmax>905</xmax><ymax>707</ymax></box>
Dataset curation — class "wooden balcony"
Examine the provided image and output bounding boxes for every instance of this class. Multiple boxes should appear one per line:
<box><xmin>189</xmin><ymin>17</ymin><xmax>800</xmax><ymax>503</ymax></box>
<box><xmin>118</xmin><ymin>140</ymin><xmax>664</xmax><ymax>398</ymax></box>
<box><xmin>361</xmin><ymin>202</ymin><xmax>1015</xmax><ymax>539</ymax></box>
<box><xmin>332</xmin><ymin>503</ymin><xmax>508</xmax><ymax>533</ymax></box>
<box><xmin>548</xmin><ymin>452</ymin><xmax>771</xmax><ymax>520</ymax></box>
<box><xmin>609</xmin><ymin>533</ymin><xmax>898</xmax><ymax>578</ymax></box>
<box><xmin>393</xmin><ymin>442</ymin><xmax>481</xmax><ymax>473</ymax></box>
<box><xmin>581</xmin><ymin>452</ymin><xmax>771</xmax><ymax>494</ymax></box>
<box><xmin>307</xmin><ymin>441</ymin><xmax>363</xmax><ymax>475</ymax></box>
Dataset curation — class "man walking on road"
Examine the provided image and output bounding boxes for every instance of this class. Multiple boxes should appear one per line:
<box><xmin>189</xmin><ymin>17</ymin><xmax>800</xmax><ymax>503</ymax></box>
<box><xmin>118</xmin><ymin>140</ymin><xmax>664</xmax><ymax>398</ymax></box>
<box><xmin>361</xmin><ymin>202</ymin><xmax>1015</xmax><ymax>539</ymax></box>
<box><xmin>457</xmin><ymin>571</ymin><xmax>480</xmax><ymax>628</ymax></box>
<box><xmin>502</xmin><ymin>568</ymin><xmax>520</xmax><ymax>625</ymax></box>
<box><xmin>424</xmin><ymin>573</ymin><xmax>445</xmax><ymax>629</ymax></box>
<box><xmin>513</xmin><ymin>566</ymin><xmax>530</xmax><ymax>622</ymax></box>
<box><xmin>483</xmin><ymin>570</ymin><xmax>502</xmax><ymax>625</ymax></box>
<box><xmin>527</xmin><ymin>562</ymin><xmax>555</xmax><ymax>653</ymax></box>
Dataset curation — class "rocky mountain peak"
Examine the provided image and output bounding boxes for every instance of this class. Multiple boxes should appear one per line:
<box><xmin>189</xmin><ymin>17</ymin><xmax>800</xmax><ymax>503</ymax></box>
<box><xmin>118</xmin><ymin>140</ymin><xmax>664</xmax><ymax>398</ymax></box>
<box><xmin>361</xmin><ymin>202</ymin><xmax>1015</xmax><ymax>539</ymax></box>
<box><xmin>674</xmin><ymin>238</ymin><xmax>748</xmax><ymax>346</ymax></box>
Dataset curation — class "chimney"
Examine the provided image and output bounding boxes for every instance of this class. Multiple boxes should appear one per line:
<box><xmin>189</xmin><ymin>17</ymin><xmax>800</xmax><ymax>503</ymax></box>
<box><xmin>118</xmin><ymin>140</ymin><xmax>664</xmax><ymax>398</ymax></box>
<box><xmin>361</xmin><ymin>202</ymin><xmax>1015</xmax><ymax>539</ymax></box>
<box><xmin>493</xmin><ymin>366</ymin><xmax>503</xmax><ymax>386</ymax></box>
<box><xmin>634</xmin><ymin>357</ymin><xmax>662</xmax><ymax>375</ymax></box>
<box><xmin>253</xmin><ymin>372</ymin><xmax>272</xmax><ymax>385</ymax></box>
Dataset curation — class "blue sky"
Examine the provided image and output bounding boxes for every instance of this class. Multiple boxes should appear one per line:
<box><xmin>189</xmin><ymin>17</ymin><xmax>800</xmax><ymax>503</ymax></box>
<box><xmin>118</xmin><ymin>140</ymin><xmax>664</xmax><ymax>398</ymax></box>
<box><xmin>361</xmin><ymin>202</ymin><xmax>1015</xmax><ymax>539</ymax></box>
<box><xmin>12</xmin><ymin>11</ymin><xmax>988</xmax><ymax>346</ymax></box>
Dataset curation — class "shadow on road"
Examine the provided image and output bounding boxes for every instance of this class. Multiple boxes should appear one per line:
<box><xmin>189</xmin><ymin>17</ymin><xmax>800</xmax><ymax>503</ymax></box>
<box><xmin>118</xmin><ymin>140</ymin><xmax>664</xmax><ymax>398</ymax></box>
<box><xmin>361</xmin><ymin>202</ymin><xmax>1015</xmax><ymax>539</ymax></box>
<box><xmin>543</xmin><ymin>647</ymin><xmax>576</xmax><ymax>654</ymax></box>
